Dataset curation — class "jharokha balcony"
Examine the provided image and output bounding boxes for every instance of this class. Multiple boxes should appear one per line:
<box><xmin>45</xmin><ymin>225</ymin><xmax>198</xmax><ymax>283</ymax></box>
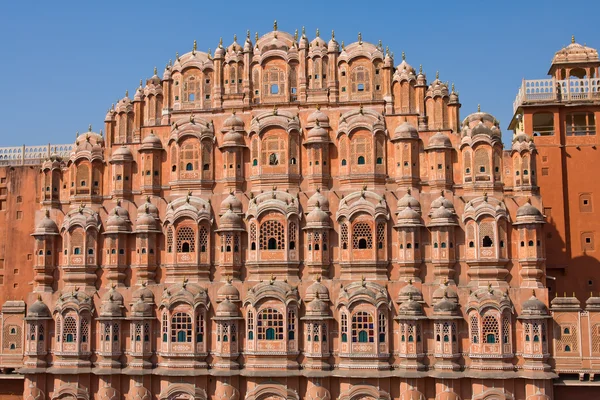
<box><xmin>513</xmin><ymin>77</ymin><xmax>600</xmax><ymax>113</ymax></box>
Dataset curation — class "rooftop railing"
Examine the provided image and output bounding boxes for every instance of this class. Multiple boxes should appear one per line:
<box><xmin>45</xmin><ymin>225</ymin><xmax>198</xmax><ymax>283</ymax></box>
<box><xmin>513</xmin><ymin>78</ymin><xmax>600</xmax><ymax>113</ymax></box>
<box><xmin>0</xmin><ymin>144</ymin><xmax>74</xmax><ymax>166</ymax></box>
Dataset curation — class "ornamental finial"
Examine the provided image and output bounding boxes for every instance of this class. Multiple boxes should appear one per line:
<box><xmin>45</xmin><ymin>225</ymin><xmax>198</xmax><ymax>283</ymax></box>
<box><xmin>378</xmin><ymin>39</ymin><xmax>382</xmax><ymax>48</ymax></box>
<box><xmin>436</xmin><ymin>71</ymin><xmax>439</xmax><ymax>80</ymax></box>
<box><xmin>358</xmin><ymin>32</ymin><xmax>362</xmax><ymax>44</ymax></box>
<box><xmin>477</xmin><ymin>104</ymin><xmax>481</xmax><ymax>112</ymax></box>
<box><xmin>125</xmin><ymin>90</ymin><xmax>129</xmax><ymax>98</ymax></box>
<box><xmin>273</xmin><ymin>20</ymin><xmax>278</xmax><ymax>31</ymax></box>
<box><xmin>193</xmin><ymin>40</ymin><xmax>197</xmax><ymax>53</ymax></box>
<box><xmin>316</xmin><ymin>28</ymin><xmax>320</xmax><ymax>37</ymax></box>
<box><xmin>154</xmin><ymin>66</ymin><xmax>157</xmax><ymax>75</ymax></box>
<box><xmin>139</xmin><ymin>79</ymin><xmax>143</xmax><ymax>88</ymax></box>
<box><xmin>302</xmin><ymin>26</ymin><xmax>306</xmax><ymax>37</ymax></box>
<box><xmin>255</xmin><ymin>32</ymin><xmax>259</xmax><ymax>42</ymax></box>
<box><xmin>402</xmin><ymin>51</ymin><xmax>405</xmax><ymax>61</ymax></box>
<box><xmin>419</xmin><ymin>64</ymin><xmax>422</xmax><ymax>74</ymax></box>
<box><xmin>294</xmin><ymin>29</ymin><xmax>298</xmax><ymax>41</ymax></box>
<box><xmin>233</xmin><ymin>34</ymin><xmax>237</xmax><ymax>43</ymax></box>
<box><xmin>246</xmin><ymin>30</ymin><xmax>250</xmax><ymax>39</ymax></box>
<box><xmin>331</xmin><ymin>30</ymin><xmax>335</xmax><ymax>40</ymax></box>
<box><xmin>219</xmin><ymin>37</ymin><xmax>223</xmax><ymax>48</ymax></box>
<box><xmin>88</xmin><ymin>124</ymin><xmax>92</xmax><ymax>132</ymax></box>
<box><xmin>572</xmin><ymin>35</ymin><xmax>575</xmax><ymax>44</ymax></box>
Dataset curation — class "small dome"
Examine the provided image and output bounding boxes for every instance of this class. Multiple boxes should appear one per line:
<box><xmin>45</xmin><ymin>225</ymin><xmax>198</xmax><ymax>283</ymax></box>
<box><xmin>223</xmin><ymin>112</ymin><xmax>245</xmax><ymax>131</ymax></box>
<box><xmin>401</xmin><ymin>389</ymin><xmax>425</xmax><ymax>400</ymax></box>
<box><xmin>140</xmin><ymin>132</ymin><xmax>163</xmax><ymax>151</ymax></box>
<box><xmin>431</xmin><ymin>205</ymin><xmax>454</xmax><ymax>220</ymax></box>
<box><xmin>398</xmin><ymin>281</ymin><xmax>424</xmax><ymax>302</ymax></box>
<box><xmin>220</xmin><ymin>193</ymin><xmax>243</xmax><ymax>213</ymax></box>
<box><xmin>307</xmin><ymin>385</ymin><xmax>331</xmax><ymax>400</ymax></box>
<box><xmin>306</xmin><ymin>279</ymin><xmax>330</xmax><ymax>300</ymax></box>
<box><xmin>522</xmin><ymin>295</ymin><xmax>548</xmax><ymax>312</ymax></box>
<box><xmin>100</xmin><ymin>288</ymin><xmax>124</xmax><ymax>317</ymax></box>
<box><xmin>135</xmin><ymin>211</ymin><xmax>159</xmax><ymax>232</ymax></box>
<box><xmin>306</xmin><ymin>297</ymin><xmax>329</xmax><ymax>315</ymax></box>
<box><xmin>137</xmin><ymin>198</ymin><xmax>159</xmax><ymax>217</ymax></box>
<box><xmin>552</xmin><ymin>37</ymin><xmax>599</xmax><ymax>65</ymax></box>
<box><xmin>217</xmin><ymin>281</ymin><xmax>240</xmax><ymax>301</ymax></box>
<box><xmin>105</xmin><ymin>214</ymin><xmax>130</xmax><ymax>233</ymax></box>
<box><xmin>433</xmin><ymin>294</ymin><xmax>458</xmax><ymax>313</ymax></box>
<box><xmin>214</xmin><ymin>43</ymin><xmax>226</xmax><ymax>58</ymax></box>
<box><xmin>131</xmin><ymin>297</ymin><xmax>153</xmax><ymax>317</ymax></box>
<box><xmin>307</xmin><ymin>124</ymin><xmax>328</xmax><ymax>140</ymax></box>
<box><xmin>396</xmin><ymin>206</ymin><xmax>422</xmax><ymax>227</ymax></box>
<box><xmin>430</xmin><ymin>193</ymin><xmax>454</xmax><ymax>210</ymax></box>
<box><xmin>112</xmin><ymin>203</ymin><xmax>130</xmax><ymax>220</ymax></box>
<box><xmin>308</xmin><ymin>189</ymin><xmax>329</xmax><ymax>211</ymax></box>
<box><xmin>327</xmin><ymin>37</ymin><xmax>339</xmax><ymax>53</ymax></box>
<box><xmin>399</xmin><ymin>297</ymin><xmax>423</xmax><ymax>314</ymax></box>
<box><xmin>394</xmin><ymin>121</ymin><xmax>418</xmax><ymax>140</ymax></box>
<box><xmin>517</xmin><ymin>200</ymin><xmax>543</xmax><ymax>218</ymax></box>
<box><xmin>215</xmin><ymin>383</ymin><xmax>240</xmax><ymax>400</ymax></box>
<box><xmin>219</xmin><ymin>208</ymin><xmax>244</xmax><ymax>230</ymax></box>
<box><xmin>586</xmin><ymin>296</ymin><xmax>600</xmax><ymax>310</ymax></box>
<box><xmin>27</xmin><ymin>299</ymin><xmax>51</xmax><ymax>318</ymax></box>
<box><xmin>307</xmin><ymin>107</ymin><xmax>329</xmax><ymax>127</ymax></box>
<box><xmin>397</xmin><ymin>190</ymin><xmax>421</xmax><ymax>212</ymax></box>
<box><xmin>130</xmin><ymin>384</ymin><xmax>151</xmax><ymax>400</ymax></box>
<box><xmin>111</xmin><ymin>146</ymin><xmax>133</xmax><ymax>162</ymax></box>
<box><xmin>306</xmin><ymin>204</ymin><xmax>330</xmax><ymax>228</ymax></box>
<box><xmin>216</xmin><ymin>298</ymin><xmax>239</xmax><ymax>317</ymax></box>
<box><xmin>428</xmin><ymin>132</ymin><xmax>452</xmax><ymax>149</ymax></box>
<box><xmin>222</xmin><ymin>130</ymin><xmax>245</xmax><ymax>147</ymax></box>
<box><xmin>35</xmin><ymin>212</ymin><xmax>59</xmax><ymax>235</ymax></box>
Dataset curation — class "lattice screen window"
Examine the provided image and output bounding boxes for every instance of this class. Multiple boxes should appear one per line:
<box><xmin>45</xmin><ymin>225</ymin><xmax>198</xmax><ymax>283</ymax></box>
<box><xmin>70</xmin><ymin>228</ymin><xmax>84</xmax><ymax>255</ymax></box>
<box><xmin>247</xmin><ymin>311</ymin><xmax>254</xmax><ymax>331</ymax></box>
<box><xmin>162</xmin><ymin>313</ymin><xmax>168</xmax><ymax>342</ymax></box>
<box><xmin>341</xmin><ymin>313</ymin><xmax>348</xmax><ymax>342</ymax></box>
<box><xmin>81</xmin><ymin>318</ymin><xmax>89</xmax><ymax>343</ymax></box>
<box><xmin>352</xmin><ymin>136</ymin><xmax>372</xmax><ymax>166</ymax></box>
<box><xmin>339</xmin><ymin>136</ymin><xmax>348</xmax><ymax>166</ymax></box>
<box><xmin>134</xmin><ymin>323</ymin><xmax>142</xmax><ymax>341</ymax></box>
<box><xmin>144</xmin><ymin>322</ymin><xmax>150</xmax><ymax>342</ymax></box>
<box><xmin>502</xmin><ymin>314</ymin><xmax>511</xmax><ymax>344</ymax></box>
<box><xmin>464</xmin><ymin>150</ymin><xmax>472</xmax><ymax>174</ymax></box>
<box><xmin>196</xmin><ymin>312</ymin><xmax>204</xmax><ymax>342</ymax></box>
<box><xmin>183</xmin><ymin>75</ymin><xmax>201</xmax><ymax>102</ymax></box>
<box><xmin>375</xmin><ymin>135</ymin><xmax>385</xmax><ymax>165</ymax></box>
<box><xmin>377</xmin><ymin>222</ymin><xmax>385</xmax><ymax>249</ymax></box>
<box><xmin>251</xmin><ymin>139</ymin><xmax>259</xmax><ymax>166</ymax></box>
<box><xmin>259</xmin><ymin>220</ymin><xmax>285</xmax><ymax>250</ymax></box>
<box><xmin>470</xmin><ymin>314</ymin><xmax>479</xmax><ymax>343</ymax></box>
<box><xmin>257</xmin><ymin>308</ymin><xmax>284</xmax><ymax>340</ymax></box>
<box><xmin>199</xmin><ymin>226</ymin><xmax>208</xmax><ymax>253</ymax></box>
<box><xmin>340</xmin><ymin>223</ymin><xmax>348</xmax><ymax>249</ymax></box>
<box><xmin>378</xmin><ymin>311</ymin><xmax>386</xmax><ymax>342</ymax></box>
<box><xmin>592</xmin><ymin>324</ymin><xmax>600</xmax><ymax>354</ymax></box>
<box><xmin>171</xmin><ymin>312</ymin><xmax>192</xmax><ymax>343</ymax></box>
<box><xmin>3</xmin><ymin>324</ymin><xmax>21</xmax><ymax>349</ymax></box>
<box><xmin>87</xmin><ymin>231</ymin><xmax>96</xmax><ymax>255</ymax></box>
<box><xmin>352</xmin><ymin>222</ymin><xmax>373</xmax><ymax>249</ymax></box>
<box><xmin>261</xmin><ymin>136</ymin><xmax>286</xmax><ymax>166</ymax></box>
<box><xmin>63</xmin><ymin>315</ymin><xmax>77</xmax><ymax>343</ymax></box>
<box><xmin>474</xmin><ymin>148</ymin><xmax>490</xmax><ymax>174</ymax></box>
<box><xmin>288</xmin><ymin>221</ymin><xmax>297</xmax><ymax>250</ymax></box>
<box><xmin>351</xmin><ymin>66</ymin><xmax>370</xmax><ymax>93</ymax></box>
<box><xmin>482</xmin><ymin>315</ymin><xmax>499</xmax><ymax>344</ymax></box>
<box><xmin>76</xmin><ymin>164</ymin><xmax>89</xmax><ymax>187</ymax></box>
<box><xmin>479</xmin><ymin>221</ymin><xmax>494</xmax><ymax>248</ymax></box>
<box><xmin>352</xmin><ymin>311</ymin><xmax>374</xmax><ymax>343</ymax></box>
<box><xmin>180</xmin><ymin>142</ymin><xmax>199</xmax><ymax>172</ymax></box>
<box><xmin>56</xmin><ymin>318</ymin><xmax>62</xmax><ymax>343</ymax></box>
<box><xmin>102</xmin><ymin>323</ymin><xmax>111</xmax><ymax>341</ymax></box>
<box><xmin>524</xmin><ymin>322</ymin><xmax>531</xmax><ymax>341</ymax></box>
<box><xmin>112</xmin><ymin>323</ymin><xmax>119</xmax><ymax>342</ymax></box>
<box><xmin>262</xmin><ymin>67</ymin><xmax>285</xmax><ymax>96</ymax></box>
<box><xmin>176</xmin><ymin>226</ymin><xmax>196</xmax><ymax>253</ymax></box>
<box><xmin>556</xmin><ymin>324</ymin><xmax>578</xmax><ymax>352</ymax></box>
<box><xmin>287</xmin><ymin>309</ymin><xmax>296</xmax><ymax>340</ymax></box>
<box><xmin>29</xmin><ymin>323</ymin><xmax>36</xmax><ymax>341</ymax></box>
<box><xmin>250</xmin><ymin>222</ymin><xmax>257</xmax><ymax>249</ymax></box>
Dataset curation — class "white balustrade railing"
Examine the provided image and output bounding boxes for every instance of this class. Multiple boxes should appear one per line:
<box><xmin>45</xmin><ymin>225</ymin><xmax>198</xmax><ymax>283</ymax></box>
<box><xmin>513</xmin><ymin>78</ymin><xmax>600</xmax><ymax>113</ymax></box>
<box><xmin>0</xmin><ymin>144</ymin><xmax>74</xmax><ymax>166</ymax></box>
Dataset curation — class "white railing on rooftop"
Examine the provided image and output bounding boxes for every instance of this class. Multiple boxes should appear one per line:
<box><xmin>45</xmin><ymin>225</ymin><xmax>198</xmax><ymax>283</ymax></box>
<box><xmin>513</xmin><ymin>78</ymin><xmax>600</xmax><ymax>113</ymax></box>
<box><xmin>0</xmin><ymin>144</ymin><xmax>74</xmax><ymax>166</ymax></box>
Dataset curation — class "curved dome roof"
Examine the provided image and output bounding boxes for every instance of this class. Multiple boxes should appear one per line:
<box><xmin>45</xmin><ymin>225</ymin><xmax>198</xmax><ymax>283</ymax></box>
<box><xmin>308</xmin><ymin>189</ymin><xmax>329</xmax><ymax>211</ymax></box>
<box><xmin>393</xmin><ymin>121</ymin><xmax>418</xmax><ymax>140</ymax></box>
<box><xmin>217</xmin><ymin>281</ymin><xmax>240</xmax><ymax>301</ymax></box>
<box><xmin>27</xmin><ymin>299</ymin><xmax>51</xmax><ymax>319</ymax></box>
<box><xmin>307</xmin><ymin>107</ymin><xmax>329</xmax><ymax>127</ymax></box>
<box><xmin>428</xmin><ymin>132</ymin><xmax>452</xmax><ymax>149</ymax></box>
<box><xmin>306</xmin><ymin>203</ymin><xmax>330</xmax><ymax>228</ymax></box>
<box><xmin>306</xmin><ymin>279</ymin><xmax>330</xmax><ymax>300</ymax></box>
<box><xmin>552</xmin><ymin>37</ymin><xmax>599</xmax><ymax>65</ymax></box>
<box><xmin>222</xmin><ymin>112</ymin><xmax>245</xmax><ymax>131</ymax></box>
<box><xmin>397</xmin><ymin>190</ymin><xmax>420</xmax><ymax>212</ymax></box>
<box><xmin>220</xmin><ymin>193</ymin><xmax>243</xmax><ymax>213</ymax></box>
<box><xmin>111</xmin><ymin>145</ymin><xmax>133</xmax><ymax>162</ymax></box>
<box><xmin>140</xmin><ymin>131</ymin><xmax>163</xmax><ymax>151</ymax></box>
<box><xmin>34</xmin><ymin>211</ymin><xmax>59</xmax><ymax>235</ymax></box>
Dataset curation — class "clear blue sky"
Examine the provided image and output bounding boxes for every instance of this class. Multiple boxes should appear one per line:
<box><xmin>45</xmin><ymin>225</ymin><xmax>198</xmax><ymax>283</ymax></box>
<box><xmin>0</xmin><ymin>0</ymin><xmax>598</xmax><ymax>147</ymax></box>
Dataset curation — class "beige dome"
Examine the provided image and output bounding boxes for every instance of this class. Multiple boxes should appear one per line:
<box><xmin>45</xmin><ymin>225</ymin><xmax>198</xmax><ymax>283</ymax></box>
<box><xmin>394</xmin><ymin>121</ymin><xmax>418</xmax><ymax>140</ymax></box>
<box><xmin>552</xmin><ymin>37</ymin><xmax>599</xmax><ymax>65</ymax></box>
<box><xmin>428</xmin><ymin>132</ymin><xmax>452</xmax><ymax>149</ymax></box>
<box><xmin>308</xmin><ymin>189</ymin><xmax>329</xmax><ymax>211</ymax></box>
<box><xmin>111</xmin><ymin>145</ymin><xmax>133</xmax><ymax>162</ymax></box>
<box><xmin>140</xmin><ymin>132</ymin><xmax>163</xmax><ymax>151</ymax></box>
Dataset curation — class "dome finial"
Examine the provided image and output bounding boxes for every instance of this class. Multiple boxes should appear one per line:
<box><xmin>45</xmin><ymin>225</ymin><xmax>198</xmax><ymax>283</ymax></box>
<box><xmin>154</xmin><ymin>66</ymin><xmax>157</xmax><ymax>75</ymax></box>
<box><xmin>193</xmin><ymin>40</ymin><xmax>197</xmax><ymax>54</ymax></box>
<box><xmin>316</xmin><ymin>28</ymin><xmax>320</xmax><ymax>37</ymax></box>
<box><xmin>219</xmin><ymin>37</ymin><xmax>223</xmax><ymax>48</ymax></box>
<box><xmin>402</xmin><ymin>51</ymin><xmax>406</xmax><ymax>61</ymax></box>
<box><xmin>302</xmin><ymin>26</ymin><xmax>306</xmax><ymax>37</ymax></box>
<box><xmin>88</xmin><ymin>124</ymin><xmax>92</xmax><ymax>132</ymax></box>
<box><xmin>273</xmin><ymin>20</ymin><xmax>278</xmax><ymax>31</ymax></box>
<box><xmin>378</xmin><ymin>39</ymin><xmax>382</xmax><ymax>48</ymax></box>
<box><xmin>255</xmin><ymin>31</ymin><xmax>259</xmax><ymax>42</ymax></box>
<box><xmin>572</xmin><ymin>34</ymin><xmax>575</xmax><ymax>44</ymax></box>
<box><xmin>477</xmin><ymin>104</ymin><xmax>481</xmax><ymax>112</ymax></box>
<box><xmin>358</xmin><ymin>32</ymin><xmax>362</xmax><ymax>44</ymax></box>
<box><xmin>233</xmin><ymin>33</ymin><xmax>237</xmax><ymax>43</ymax></box>
<box><xmin>246</xmin><ymin>30</ymin><xmax>250</xmax><ymax>39</ymax></box>
<box><xmin>176</xmin><ymin>51</ymin><xmax>180</xmax><ymax>61</ymax></box>
<box><xmin>331</xmin><ymin>30</ymin><xmax>335</xmax><ymax>40</ymax></box>
<box><xmin>125</xmin><ymin>90</ymin><xmax>129</xmax><ymax>98</ymax></box>
<box><xmin>294</xmin><ymin>29</ymin><xmax>298</xmax><ymax>41</ymax></box>
<box><xmin>436</xmin><ymin>71</ymin><xmax>439</xmax><ymax>79</ymax></box>
<box><xmin>139</xmin><ymin>79</ymin><xmax>143</xmax><ymax>88</ymax></box>
<box><xmin>451</xmin><ymin>83</ymin><xmax>455</xmax><ymax>92</ymax></box>
<box><xmin>419</xmin><ymin>64</ymin><xmax>423</xmax><ymax>74</ymax></box>
<box><xmin>386</xmin><ymin>46</ymin><xmax>390</xmax><ymax>56</ymax></box>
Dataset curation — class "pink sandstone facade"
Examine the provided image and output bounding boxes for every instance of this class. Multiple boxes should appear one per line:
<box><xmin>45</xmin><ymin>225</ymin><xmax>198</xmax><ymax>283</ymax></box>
<box><xmin>0</xmin><ymin>25</ymin><xmax>598</xmax><ymax>399</ymax></box>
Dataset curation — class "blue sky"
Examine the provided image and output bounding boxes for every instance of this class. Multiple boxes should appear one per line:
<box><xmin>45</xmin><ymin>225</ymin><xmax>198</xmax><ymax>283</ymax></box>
<box><xmin>0</xmin><ymin>0</ymin><xmax>598</xmax><ymax>147</ymax></box>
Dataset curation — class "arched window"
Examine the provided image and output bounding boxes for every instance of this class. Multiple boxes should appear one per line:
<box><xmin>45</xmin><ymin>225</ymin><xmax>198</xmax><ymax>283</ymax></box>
<box><xmin>378</xmin><ymin>312</ymin><xmax>386</xmax><ymax>342</ymax></box>
<box><xmin>482</xmin><ymin>314</ymin><xmax>499</xmax><ymax>344</ymax></box>
<box><xmin>352</xmin><ymin>222</ymin><xmax>373</xmax><ymax>249</ymax></box>
<box><xmin>247</xmin><ymin>310</ymin><xmax>254</xmax><ymax>340</ymax></box>
<box><xmin>171</xmin><ymin>312</ymin><xmax>192</xmax><ymax>343</ymax></box>
<box><xmin>358</xmin><ymin>156</ymin><xmax>365</xmax><ymax>165</ymax></box>
<box><xmin>63</xmin><ymin>316</ymin><xmax>77</xmax><ymax>343</ymax></box>
<box><xmin>341</xmin><ymin>159</ymin><xmax>347</xmax><ymax>166</ymax></box>
<box><xmin>186</xmin><ymin>163</ymin><xmax>193</xmax><ymax>171</ymax></box>
<box><xmin>470</xmin><ymin>315</ymin><xmax>479</xmax><ymax>344</ymax></box>
<box><xmin>260</xmin><ymin>220</ymin><xmax>285</xmax><ymax>250</ymax></box>
<box><xmin>352</xmin><ymin>311</ymin><xmax>374</xmax><ymax>343</ymax></box>
<box><xmin>196</xmin><ymin>312</ymin><xmax>204</xmax><ymax>343</ymax></box>
<box><xmin>176</xmin><ymin>226</ymin><xmax>196</xmax><ymax>253</ymax></box>
<box><xmin>341</xmin><ymin>313</ymin><xmax>348</xmax><ymax>342</ymax></box>
<box><xmin>482</xmin><ymin>236</ymin><xmax>493</xmax><ymax>247</ymax></box>
<box><xmin>257</xmin><ymin>308</ymin><xmax>284</xmax><ymax>340</ymax></box>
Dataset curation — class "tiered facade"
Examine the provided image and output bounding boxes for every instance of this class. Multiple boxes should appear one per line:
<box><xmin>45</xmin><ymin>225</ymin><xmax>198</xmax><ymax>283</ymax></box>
<box><xmin>1</xmin><ymin>26</ymin><xmax>599</xmax><ymax>399</ymax></box>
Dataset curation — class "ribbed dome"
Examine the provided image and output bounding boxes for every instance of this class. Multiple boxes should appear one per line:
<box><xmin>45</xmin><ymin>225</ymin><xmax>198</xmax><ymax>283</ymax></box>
<box><xmin>433</xmin><ymin>294</ymin><xmax>458</xmax><ymax>313</ymax></box>
<box><xmin>100</xmin><ymin>288</ymin><xmax>124</xmax><ymax>317</ymax></box>
<box><xmin>399</xmin><ymin>297</ymin><xmax>423</xmax><ymax>315</ymax></box>
<box><xmin>308</xmin><ymin>189</ymin><xmax>329</xmax><ymax>211</ymax></box>
<box><xmin>222</xmin><ymin>130</ymin><xmax>245</xmax><ymax>147</ymax></box>
<box><xmin>428</xmin><ymin>132</ymin><xmax>452</xmax><ymax>149</ymax></box>
<box><xmin>111</xmin><ymin>145</ymin><xmax>133</xmax><ymax>162</ymax></box>
<box><xmin>131</xmin><ymin>297</ymin><xmax>153</xmax><ymax>317</ymax></box>
<box><xmin>306</xmin><ymin>297</ymin><xmax>329</xmax><ymax>315</ymax></box>
<box><xmin>217</xmin><ymin>281</ymin><xmax>240</xmax><ymax>301</ymax></box>
<box><xmin>223</xmin><ymin>112</ymin><xmax>245</xmax><ymax>131</ymax></box>
<box><xmin>431</xmin><ymin>206</ymin><xmax>454</xmax><ymax>219</ymax></box>
<box><xmin>397</xmin><ymin>190</ymin><xmax>420</xmax><ymax>212</ymax></box>
<box><xmin>552</xmin><ymin>37</ymin><xmax>599</xmax><ymax>65</ymax></box>
<box><xmin>216</xmin><ymin>299</ymin><xmax>239</xmax><ymax>317</ymax></box>
<box><xmin>306</xmin><ymin>279</ymin><xmax>329</xmax><ymax>300</ymax></box>
<box><xmin>517</xmin><ymin>201</ymin><xmax>543</xmax><ymax>218</ymax></box>
<box><xmin>307</xmin><ymin>107</ymin><xmax>329</xmax><ymax>126</ymax></box>
<box><xmin>220</xmin><ymin>193</ymin><xmax>243</xmax><ymax>213</ymax></box>
<box><xmin>135</xmin><ymin>210</ymin><xmax>159</xmax><ymax>232</ymax></box>
<box><xmin>27</xmin><ymin>299</ymin><xmax>51</xmax><ymax>318</ymax></box>
<box><xmin>218</xmin><ymin>208</ymin><xmax>244</xmax><ymax>231</ymax></box>
<box><xmin>140</xmin><ymin>132</ymin><xmax>163</xmax><ymax>150</ymax></box>
<box><xmin>105</xmin><ymin>213</ymin><xmax>130</xmax><ymax>233</ymax></box>
<box><xmin>396</xmin><ymin>206</ymin><xmax>422</xmax><ymax>227</ymax></box>
<box><xmin>307</xmin><ymin>124</ymin><xmax>328</xmax><ymax>140</ymax></box>
<box><xmin>522</xmin><ymin>294</ymin><xmax>548</xmax><ymax>313</ymax></box>
<box><xmin>137</xmin><ymin>198</ymin><xmax>159</xmax><ymax>217</ymax></box>
<box><xmin>397</xmin><ymin>281</ymin><xmax>424</xmax><ymax>302</ymax></box>
<box><xmin>306</xmin><ymin>203</ymin><xmax>330</xmax><ymax>228</ymax></box>
<box><xmin>394</xmin><ymin>121</ymin><xmax>418</xmax><ymax>140</ymax></box>
<box><xmin>35</xmin><ymin>212</ymin><xmax>59</xmax><ymax>235</ymax></box>
<box><xmin>430</xmin><ymin>193</ymin><xmax>454</xmax><ymax>210</ymax></box>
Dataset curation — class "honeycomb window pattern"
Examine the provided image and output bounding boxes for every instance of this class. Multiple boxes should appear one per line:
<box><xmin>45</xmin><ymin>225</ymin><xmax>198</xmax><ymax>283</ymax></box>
<box><xmin>176</xmin><ymin>226</ymin><xmax>196</xmax><ymax>253</ymax></box>
<box><xmin>470</xmin><ymin>315</ymin><xmax>479</xmax><ymax>343</ymax></box>
<box><xmin>259</xmin><ymin>220</ymin><xmax>285</xmax><ymax>250</ymax></box>
<box><xmin>199</xmin><ymin>226</ymin><xmax>208</xmax><ymax>252</ymax></box>
<box><xmin>352</xmin><ymin>222</ymin><xmax>373</xmax><ymax>249</ymax></box>
<box><xmin>482</xmin><ymin>315</ymin><xmax>499</xmax><ymax>344</ymax></box>
<box><xmin>63</xmin><ymin>316</ymin><xmax>77</xmax><ymax>343</ymax></box>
